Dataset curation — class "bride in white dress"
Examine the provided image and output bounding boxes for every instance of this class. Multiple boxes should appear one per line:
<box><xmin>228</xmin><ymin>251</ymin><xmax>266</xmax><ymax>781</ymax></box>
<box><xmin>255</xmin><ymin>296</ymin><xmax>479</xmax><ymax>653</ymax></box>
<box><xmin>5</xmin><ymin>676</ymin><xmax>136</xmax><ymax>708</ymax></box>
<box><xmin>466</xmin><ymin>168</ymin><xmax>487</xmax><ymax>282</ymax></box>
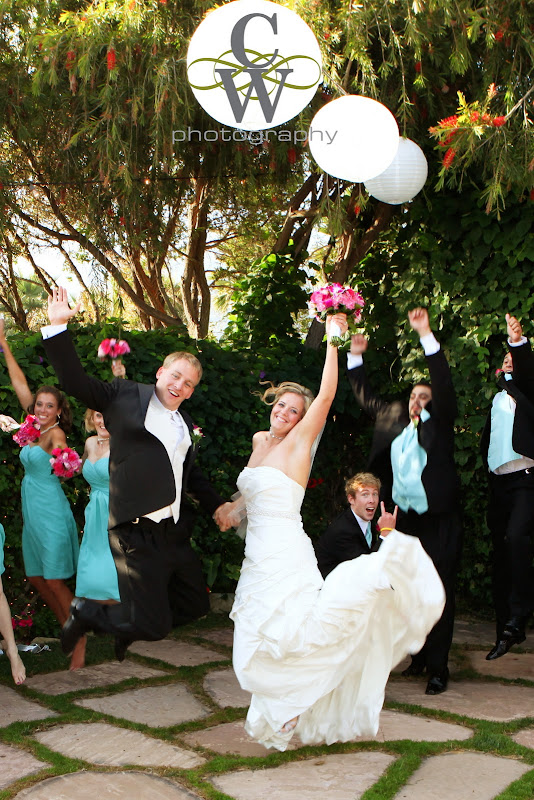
<box><xmin>222</xmin><ymin>315</ymin><xmax>445</xmax><ymax>751</ymax></box>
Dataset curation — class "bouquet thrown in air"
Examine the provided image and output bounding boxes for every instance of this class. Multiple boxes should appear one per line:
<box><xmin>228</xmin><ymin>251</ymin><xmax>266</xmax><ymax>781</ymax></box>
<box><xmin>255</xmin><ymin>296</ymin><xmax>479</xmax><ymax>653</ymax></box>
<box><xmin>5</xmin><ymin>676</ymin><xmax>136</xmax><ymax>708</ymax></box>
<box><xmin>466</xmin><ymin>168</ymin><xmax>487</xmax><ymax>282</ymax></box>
<box><xmin>97</xmin><ymin>338</ymin><xmax>130</xmax><ymax>361</ymax></box>
<box><xmin>12</xmin><ymin>415</ymin><xmax>41</xmax><ymax>447</ymax></box>
<box><xmin>50</xmin><ymin>446</ymin><xmax>82</xmax><ymax>479</ymax></box>
<box><xmin>309</xmin><ymin>283</ymin><xmax>365</xmax><ymax>349</ymax></box>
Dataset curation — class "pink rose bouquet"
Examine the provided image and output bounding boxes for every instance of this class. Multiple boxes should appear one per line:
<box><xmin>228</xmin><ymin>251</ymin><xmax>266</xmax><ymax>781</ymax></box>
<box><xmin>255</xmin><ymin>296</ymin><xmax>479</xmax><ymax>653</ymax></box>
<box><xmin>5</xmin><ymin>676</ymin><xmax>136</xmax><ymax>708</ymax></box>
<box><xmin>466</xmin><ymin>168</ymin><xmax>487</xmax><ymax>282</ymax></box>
<box><xmin>97</xmin><ymin>338</ymin><xmax>131</xmax><ymax>360</ymax></box>
<box><xmin>309</xmin><ymin>283</ymin><xmax>365</xmax><ymax>349</ymax></box>
<box><xmin>12</xmin><ymin>415</ymin><xmax>41</xmax><ymax>447</ymax></box>
<box><xmin>50</xmin><ymin>446</ymin><xmax>82</xmax><ymax>479</ymax></box>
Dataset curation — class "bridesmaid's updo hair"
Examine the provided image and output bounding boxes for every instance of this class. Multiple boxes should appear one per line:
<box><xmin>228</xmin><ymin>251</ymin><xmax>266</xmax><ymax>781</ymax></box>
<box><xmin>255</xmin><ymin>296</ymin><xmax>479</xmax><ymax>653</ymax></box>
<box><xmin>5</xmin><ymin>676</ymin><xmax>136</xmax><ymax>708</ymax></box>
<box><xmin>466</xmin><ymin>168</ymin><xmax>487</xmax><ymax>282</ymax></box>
<box><xmin>84</xmin><ymin>409</ymin><xmax>97</xmax><ymax>433</ymax></box>
<box><xmin>259</xmin><ymin>381</ymin><xmax>315</xmax><ymax>417</ymax></box>
<box><xmin>32</xmin><ymin>385</ymin><xmax>73</xmax><ymax>434</ymax></box>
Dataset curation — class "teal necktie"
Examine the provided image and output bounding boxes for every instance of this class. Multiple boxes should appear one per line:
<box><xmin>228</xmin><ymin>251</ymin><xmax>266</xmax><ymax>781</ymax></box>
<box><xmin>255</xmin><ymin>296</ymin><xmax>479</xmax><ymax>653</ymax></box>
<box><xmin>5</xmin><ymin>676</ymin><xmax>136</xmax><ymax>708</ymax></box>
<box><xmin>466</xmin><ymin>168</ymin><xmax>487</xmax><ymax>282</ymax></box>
<box><xmin>365</xmin><ymin>522</ymin><xmax>372</xmax><ymax>547</ymax></box>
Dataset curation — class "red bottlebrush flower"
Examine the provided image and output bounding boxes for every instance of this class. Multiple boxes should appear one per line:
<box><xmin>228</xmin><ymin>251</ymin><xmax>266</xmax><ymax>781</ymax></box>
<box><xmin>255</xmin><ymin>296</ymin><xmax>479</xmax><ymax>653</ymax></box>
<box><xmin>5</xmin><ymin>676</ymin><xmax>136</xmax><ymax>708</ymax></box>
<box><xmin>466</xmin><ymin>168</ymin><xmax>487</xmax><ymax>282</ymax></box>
<box><xmin>442</xmin><ymin>130</ymin><xmax>458</xmax><ymax>145</ymax></box>
<box><xmin>0</xmin><ymin>183</ymin><xmax>4</xmax><ymax>191</ymax></box>
<box><xmin>65</xmin><ymin>50</ymin><xmax>76</xmax><ymax>70</ymax></box>
<box><xmin>530</xmin><ymin>189</ymin><xmax>534</xmax><ymax>202</ymax></box>
<box><xmin>482</xmin><ymin>113</ymin><xmax>492</xmax><ymax>123</ymax></box>
<box><xmin>438</xmin><ymin>115</ymin><xmax>459</xmax><ymax>128</ymax></box>
<box><xmin>324</xmin><ymin>32</ymin><xmax>331</xmax><ymax>40</ymax></box>
<box><xmin>287</xmin><ymin>147</ymin><xmax>297</xmax><ymax>165</ymax></box>
<box><xmin>414</xmin><ymin>61</ymin><xmax>422</xmax><ymax>73</ymax></box>
<box><xmin>354</xmin><ymin>204</ymin><xmax>361</xmax><ymax>215</ymax></box>
<box><xmin>495</xmin><ymin>29</ymin><xmax>504</xmax><ymax>41</ymax></box>
<box><xmin>443</xmin><ymin>147</ymin><xmax>457</xmax><ymax>169</ymax></box>
<box><xmin>470</xmin><ymin>111</ymin><xmax>480</xmax><ymax>122</ymax></box>
<box><xmin>492</xmin><ymin>115</ymin><xmax>506</xmax><ymax>127</ymax></box>
<box><xmin>119</xmin><ymin>216</ymin><xmax>126</xmax><ymax>225</ymax></box>
<box><xmin>107</xmin><ymin>47</ymin><xmax>116</xmax><ymax>71</ymax></box>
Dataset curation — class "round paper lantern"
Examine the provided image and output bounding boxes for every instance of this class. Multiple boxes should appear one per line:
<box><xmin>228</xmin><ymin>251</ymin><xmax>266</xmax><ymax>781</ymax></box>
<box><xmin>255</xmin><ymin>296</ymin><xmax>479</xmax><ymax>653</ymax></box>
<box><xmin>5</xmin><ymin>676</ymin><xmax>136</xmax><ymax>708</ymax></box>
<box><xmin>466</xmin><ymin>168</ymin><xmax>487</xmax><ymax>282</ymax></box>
<box><xmin>364</xmin><ymin>137</ymin><xmax>428</xmax><ymax>204</ymax></box>
<box><xmin>308</xmin><ymin>95</ymin><xmax>399</xmax><ymax>183</ymax></box>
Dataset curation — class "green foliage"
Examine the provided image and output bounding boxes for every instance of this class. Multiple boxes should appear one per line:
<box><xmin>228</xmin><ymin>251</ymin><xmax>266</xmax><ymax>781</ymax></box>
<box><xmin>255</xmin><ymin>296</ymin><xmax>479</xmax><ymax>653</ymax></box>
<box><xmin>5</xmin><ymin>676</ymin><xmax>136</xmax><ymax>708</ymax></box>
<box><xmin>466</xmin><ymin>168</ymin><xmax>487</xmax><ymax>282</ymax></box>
<box><xmin>223</xmin><ymin>247</ymin><xmax>311</xmax><ymax>346</ymax></box>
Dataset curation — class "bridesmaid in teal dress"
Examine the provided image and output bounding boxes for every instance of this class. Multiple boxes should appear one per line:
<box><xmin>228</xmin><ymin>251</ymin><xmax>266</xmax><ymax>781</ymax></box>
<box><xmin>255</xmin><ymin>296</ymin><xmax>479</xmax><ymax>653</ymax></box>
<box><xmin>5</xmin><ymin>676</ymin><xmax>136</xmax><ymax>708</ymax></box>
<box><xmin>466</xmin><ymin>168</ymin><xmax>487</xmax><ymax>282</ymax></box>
<box><xmin>76</xmin><ymin>409</ymin><xmax>120</xmax><ymax>603</ymax></box>
<box><xmin>0</xmin><ymin>321</ymin><xmax>82</xmax><ymax>669</ymax></box>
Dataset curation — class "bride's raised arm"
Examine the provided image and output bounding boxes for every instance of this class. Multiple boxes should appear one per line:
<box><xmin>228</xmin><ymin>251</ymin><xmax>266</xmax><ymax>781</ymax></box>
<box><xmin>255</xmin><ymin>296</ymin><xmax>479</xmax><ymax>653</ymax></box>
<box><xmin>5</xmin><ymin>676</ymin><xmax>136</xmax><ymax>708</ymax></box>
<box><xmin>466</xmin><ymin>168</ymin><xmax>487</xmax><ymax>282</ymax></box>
<box><xmin>292</xmin><ymin>313</ymin><xmax>347</xmax><ymax>451</ymax></box>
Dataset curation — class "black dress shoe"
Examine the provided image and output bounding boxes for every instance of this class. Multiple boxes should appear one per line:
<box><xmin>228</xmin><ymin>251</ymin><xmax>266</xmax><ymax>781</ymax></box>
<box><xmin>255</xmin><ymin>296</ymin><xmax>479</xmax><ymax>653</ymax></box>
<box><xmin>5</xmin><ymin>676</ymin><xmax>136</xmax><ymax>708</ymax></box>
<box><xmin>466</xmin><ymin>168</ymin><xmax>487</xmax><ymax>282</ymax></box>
<box><xmin>425</xmin><ymin>668</ymin><xmax>449</xmax><ymax>695</ymax></box>
<box><xmin>61</xmin><ymin>610</ymin><xmax>89</xmax><ymax>655</ymax></box>
<box><xmin>114</xmin><ymin>636</ymin><xmax>133</xmax><ymax>662</ymax></box>
<box><xmin>486</xmin><ymin>628</ymin><xmax>526</xmax><ymax>661</ymax></box>
<box><xmin>401</xmin><ymin>661</ymin><xmax>426</xmax><ymax>677</ymax></box>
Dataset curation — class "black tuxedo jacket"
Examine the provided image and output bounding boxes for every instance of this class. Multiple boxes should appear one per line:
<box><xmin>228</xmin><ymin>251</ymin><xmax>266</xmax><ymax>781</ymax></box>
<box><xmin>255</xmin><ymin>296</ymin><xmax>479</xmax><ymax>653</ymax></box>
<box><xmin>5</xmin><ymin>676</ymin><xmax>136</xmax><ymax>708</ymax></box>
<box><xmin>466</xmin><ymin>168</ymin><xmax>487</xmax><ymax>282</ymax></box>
<box><xmin>44</xmin><ymin>330</ymin><xmax>224</xmax><ymax>529</ymax></box>
<box><xmin>348</xmin><ymin>349</ymin><xmax>459</xmax><ymax>514</ymax></box>
<box><xmin>315</xmin><ymin>507</ymin><xmax>378</xmax><ymax>578</ymax></box>
<box><xmin>481</xmin><ymin>340</ymin><xmax>534</xmax><ymax>469</ymax></box>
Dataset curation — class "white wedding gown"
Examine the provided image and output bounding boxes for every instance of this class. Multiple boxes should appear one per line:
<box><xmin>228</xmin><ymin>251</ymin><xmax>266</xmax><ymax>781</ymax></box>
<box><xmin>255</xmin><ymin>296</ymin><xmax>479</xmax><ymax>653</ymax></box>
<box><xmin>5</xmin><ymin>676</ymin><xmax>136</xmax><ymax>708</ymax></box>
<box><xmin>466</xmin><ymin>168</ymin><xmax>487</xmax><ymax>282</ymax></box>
<box><xmin>230</xmin><ymin>466</ymin><xmax>445</xmax><ymax>751</ymax></box>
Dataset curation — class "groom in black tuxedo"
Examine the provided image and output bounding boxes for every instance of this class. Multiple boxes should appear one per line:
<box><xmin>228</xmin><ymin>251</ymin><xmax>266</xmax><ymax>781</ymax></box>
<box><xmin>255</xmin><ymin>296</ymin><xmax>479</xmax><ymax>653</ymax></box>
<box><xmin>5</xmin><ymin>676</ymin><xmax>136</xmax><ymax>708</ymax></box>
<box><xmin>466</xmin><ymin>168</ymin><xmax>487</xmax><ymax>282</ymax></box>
<box><xmin>42</xmin><ymin>288</ymin><xmax>228</xmax><ymax>660</ymax></box>
<box><xmin>482</xmin><ymin>314</ymin><xmax>534</xmax><ymax>660</ymax></box>
<box><xmin>347</xmin><ymin>308</ymin><xmax>462</xmax><ymax>695</ymax></box>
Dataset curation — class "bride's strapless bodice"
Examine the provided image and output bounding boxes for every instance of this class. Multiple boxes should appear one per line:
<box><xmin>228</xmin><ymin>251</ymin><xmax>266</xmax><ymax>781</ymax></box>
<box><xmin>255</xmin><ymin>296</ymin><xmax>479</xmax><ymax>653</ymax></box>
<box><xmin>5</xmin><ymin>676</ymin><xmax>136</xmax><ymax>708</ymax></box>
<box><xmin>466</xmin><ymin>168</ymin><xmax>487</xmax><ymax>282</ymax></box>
<box><xmin>237</xmin><ymin>466</ymin><xmax>305</xmax><ymax>519</ymax></box>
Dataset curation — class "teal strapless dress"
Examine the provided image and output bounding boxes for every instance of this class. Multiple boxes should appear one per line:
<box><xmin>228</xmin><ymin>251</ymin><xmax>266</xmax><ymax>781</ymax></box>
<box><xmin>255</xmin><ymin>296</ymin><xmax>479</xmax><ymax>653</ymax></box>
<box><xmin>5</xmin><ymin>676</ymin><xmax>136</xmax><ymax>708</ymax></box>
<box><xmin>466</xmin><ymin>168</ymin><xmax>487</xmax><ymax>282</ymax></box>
<box><xmin>20</xmin><ymin>445</ymin><xmax>79</xmax><ymax>579</ymax></box>
<box><xmin>75</xmin><ymin>456</ymin><xmax>120</xmax><ymax>601</ymax></box>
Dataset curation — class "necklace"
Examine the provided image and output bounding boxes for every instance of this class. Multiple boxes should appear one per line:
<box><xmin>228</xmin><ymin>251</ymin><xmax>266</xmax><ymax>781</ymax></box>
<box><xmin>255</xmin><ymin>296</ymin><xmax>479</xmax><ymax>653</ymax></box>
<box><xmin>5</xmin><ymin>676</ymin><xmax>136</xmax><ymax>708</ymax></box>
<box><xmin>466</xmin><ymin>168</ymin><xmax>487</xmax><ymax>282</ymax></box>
<box><xmin>269</xmin><ymin>429</ymin><xmax>285</xmax><ymax>441</ymax></box>
<box><xmin>40</xmin><ymin>421</ymin><xmax>59</xmax><ymax>435</ymax></box>
<box><xmin>97</xmin><ymin>436</ymin><xmax>110</xmax><ymax>444</ymax></box>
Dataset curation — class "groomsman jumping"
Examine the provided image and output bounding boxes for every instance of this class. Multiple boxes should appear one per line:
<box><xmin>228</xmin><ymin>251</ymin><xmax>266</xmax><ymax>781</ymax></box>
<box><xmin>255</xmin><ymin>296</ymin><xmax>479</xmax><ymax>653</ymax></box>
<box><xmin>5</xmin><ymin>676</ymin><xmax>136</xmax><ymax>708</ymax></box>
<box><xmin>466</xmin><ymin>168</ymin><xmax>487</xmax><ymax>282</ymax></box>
<box><xmin>347</xmin><ymin>308</ymin><xmax>462</xmax><ymax>695</ymax></box>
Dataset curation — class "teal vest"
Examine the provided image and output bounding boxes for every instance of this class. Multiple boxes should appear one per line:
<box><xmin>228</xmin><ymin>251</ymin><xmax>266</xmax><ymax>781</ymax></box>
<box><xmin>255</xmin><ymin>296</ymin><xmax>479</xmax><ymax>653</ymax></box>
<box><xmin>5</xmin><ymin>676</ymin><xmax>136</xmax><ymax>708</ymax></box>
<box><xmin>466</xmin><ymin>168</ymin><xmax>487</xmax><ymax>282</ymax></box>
<box><xmin>487</xmin><ymin>385</ymin><xmax>522</xmax><ymax>472</ymax></box>
<box><xmin>390</xmin><ymin>408</ymin><xmax>429</xmax><ymax>514</ymax></box>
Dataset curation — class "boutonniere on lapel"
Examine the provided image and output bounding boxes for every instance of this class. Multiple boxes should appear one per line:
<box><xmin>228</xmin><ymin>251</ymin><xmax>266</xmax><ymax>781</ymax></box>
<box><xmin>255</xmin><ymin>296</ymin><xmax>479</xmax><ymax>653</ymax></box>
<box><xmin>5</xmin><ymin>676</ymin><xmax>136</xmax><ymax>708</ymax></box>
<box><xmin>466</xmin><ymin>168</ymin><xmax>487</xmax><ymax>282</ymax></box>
<box><xmin>191</xmin><ymin>425</ymin><xmax>204</xmax><ymax>447</ymax></box>
<box><xmin>495</xmin><ymin>368</ymin><xmax>503</xmax><ymax>378</ymax></box>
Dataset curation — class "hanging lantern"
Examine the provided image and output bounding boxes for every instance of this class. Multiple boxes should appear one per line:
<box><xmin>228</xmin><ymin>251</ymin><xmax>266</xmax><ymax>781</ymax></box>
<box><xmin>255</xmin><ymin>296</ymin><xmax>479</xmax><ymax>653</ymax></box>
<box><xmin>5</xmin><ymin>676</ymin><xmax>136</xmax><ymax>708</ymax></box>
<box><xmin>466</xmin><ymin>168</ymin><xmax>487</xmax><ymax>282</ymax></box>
<box><xmin>364</xmin><ymin>137</ymin><xmax>428</xmax><ymax>204</ymax></box>
<box><xmin>308</xmin><ymin>95</ymin><xmax>399</xmax><ymax>183</ymax></box>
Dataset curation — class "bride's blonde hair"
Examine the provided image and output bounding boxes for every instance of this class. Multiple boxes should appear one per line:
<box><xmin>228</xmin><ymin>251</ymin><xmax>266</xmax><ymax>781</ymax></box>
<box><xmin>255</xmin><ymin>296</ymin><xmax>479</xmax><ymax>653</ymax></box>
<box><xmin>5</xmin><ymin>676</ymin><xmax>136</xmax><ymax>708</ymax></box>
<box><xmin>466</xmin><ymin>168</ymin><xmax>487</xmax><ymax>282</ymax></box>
<box><xmin>259</xmin><ymin>381</ymin><xmax>315</xmax><ymax>416</ymax></box>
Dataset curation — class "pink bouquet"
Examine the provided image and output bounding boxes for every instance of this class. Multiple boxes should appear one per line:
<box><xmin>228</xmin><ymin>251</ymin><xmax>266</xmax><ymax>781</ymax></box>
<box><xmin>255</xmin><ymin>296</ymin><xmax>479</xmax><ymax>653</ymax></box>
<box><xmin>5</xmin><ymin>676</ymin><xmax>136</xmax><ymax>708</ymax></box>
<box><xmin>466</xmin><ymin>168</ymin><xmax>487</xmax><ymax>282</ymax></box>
<box><xmin>12</xmin><ymin>415</ymin><xmax>41</xmax><ymax>447</ymax></box>
<box><xmin>50</xmin><ymin>446</ymin><xmax>82</xmax><ymax>479</ymax></box>
<box><xmin>97</xmin><ymin>338</ymin><xmax>131</xmax><ymax>360</ymax></box>
<box><xmin>309</xmin><ymin>283</ymin><xmax>365</xmax><ymax>349</ymax></box>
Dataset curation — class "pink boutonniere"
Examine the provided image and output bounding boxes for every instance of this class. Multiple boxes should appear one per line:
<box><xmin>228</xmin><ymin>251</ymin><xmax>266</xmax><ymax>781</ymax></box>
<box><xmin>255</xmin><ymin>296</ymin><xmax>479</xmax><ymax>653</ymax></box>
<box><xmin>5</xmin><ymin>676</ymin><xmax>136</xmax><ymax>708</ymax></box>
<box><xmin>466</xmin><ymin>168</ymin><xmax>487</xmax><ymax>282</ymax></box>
<box><xmin>50</xmin><ymin>446</ymin><xmax>82</xmax><ymax>479</ymax></box>
<box><xmin>191</xmin><ymin>425</ymin><xmax>204</xmax><ymax>447</ymax></box>
<box><xmin>495</xmin><ymin>368</ymin><xmax>503</xmax><ymax>377</ymax></box>
<box><xmin>412</xmin><ymin>416</ymin><xmax>420</xmax><ymax>428</ymax></box>
<box><xmin>12</xmin><ymin>415</ymin><xmax>41</xmax><ymax>447</ymax></box>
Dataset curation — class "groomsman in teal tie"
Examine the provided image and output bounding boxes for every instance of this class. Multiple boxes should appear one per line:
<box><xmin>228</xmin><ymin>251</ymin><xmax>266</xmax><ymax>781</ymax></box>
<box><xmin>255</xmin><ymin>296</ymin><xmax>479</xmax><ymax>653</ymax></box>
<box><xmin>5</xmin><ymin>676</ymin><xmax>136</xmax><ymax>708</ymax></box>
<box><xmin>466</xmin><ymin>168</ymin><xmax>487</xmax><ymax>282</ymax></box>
<box><xmin>347</xmin><ymin>308</ymin><xmax>462</xmax><ymax>696</ymax></box>
<box><xmin>482</xmin><ymin>314</ymin><xmax>534</xmax><ymax>660</ymax></box>
<box><xmin>315</xmin><ymin>472</ymin><xmax>382</xmax><ymax>578</ymax></box>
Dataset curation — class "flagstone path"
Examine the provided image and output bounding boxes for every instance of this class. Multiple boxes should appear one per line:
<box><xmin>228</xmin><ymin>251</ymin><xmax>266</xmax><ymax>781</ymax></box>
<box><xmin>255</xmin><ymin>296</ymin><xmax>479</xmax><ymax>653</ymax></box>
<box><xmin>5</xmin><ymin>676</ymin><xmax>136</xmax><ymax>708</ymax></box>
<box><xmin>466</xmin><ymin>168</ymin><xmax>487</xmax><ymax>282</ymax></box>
<box><xmin>1</xmin><ymin>615</ymin><xmax>534</xmax><ymax>800</ymax></box>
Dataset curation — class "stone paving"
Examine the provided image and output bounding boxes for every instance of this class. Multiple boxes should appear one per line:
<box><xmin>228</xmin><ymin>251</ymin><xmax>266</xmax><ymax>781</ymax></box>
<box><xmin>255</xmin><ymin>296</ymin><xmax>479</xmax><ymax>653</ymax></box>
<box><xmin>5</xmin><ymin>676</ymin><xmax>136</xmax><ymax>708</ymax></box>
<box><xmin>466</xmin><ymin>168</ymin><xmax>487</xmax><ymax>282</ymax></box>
<box><xmin>1</xmin><ymin>615</ymin><xmax>534</xmax><ymax>800</ymax></box>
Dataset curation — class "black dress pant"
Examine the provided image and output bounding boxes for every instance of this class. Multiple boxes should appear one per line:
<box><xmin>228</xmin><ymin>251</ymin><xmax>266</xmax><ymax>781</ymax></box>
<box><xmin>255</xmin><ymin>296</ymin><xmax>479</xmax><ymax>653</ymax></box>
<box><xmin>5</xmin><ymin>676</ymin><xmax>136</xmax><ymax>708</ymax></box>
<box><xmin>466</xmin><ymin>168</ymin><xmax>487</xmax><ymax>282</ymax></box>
<box><xmin>488</xmin><ymin>468</ymin><xmax>534</xmax><ymax>636</ymax></box>
<box><xmin>397</xmin><ymin>508</ymin><xmax>463</xmax><ymax>676</ymax></box>
<box><xmin>106</xmin><ymin>515</ymin><xmax>210</xmax><ymax>642</ymax></box>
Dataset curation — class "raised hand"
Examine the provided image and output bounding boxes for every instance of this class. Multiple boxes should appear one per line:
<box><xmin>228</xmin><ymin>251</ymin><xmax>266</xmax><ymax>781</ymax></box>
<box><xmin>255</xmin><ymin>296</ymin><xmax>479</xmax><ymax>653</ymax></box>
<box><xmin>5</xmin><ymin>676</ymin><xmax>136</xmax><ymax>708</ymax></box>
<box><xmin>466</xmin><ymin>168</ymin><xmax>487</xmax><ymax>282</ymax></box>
<box><xmin>408</xmin><ymin>307</ymin><xmax>431</xmax><ymax>337</ymax></box>
<box><xmin>47</xmin><ymin>286</ymin><xmax>82</xmax><ymax>326</ymax></box>
<box><xmin>326</xmin><ymin>313</ymin><xmax>348</xmax><ymax>343</ymax></box>
<box><xmin>350</xmin><ymin>334</ymin><xmax>368</xmax><ymax>356</ymax></box>
<box><xmin>377</xmin><ymin>501</ymin><xmax>398</xmax><ymax>536</ymax></box>
<box><xmin>111</xmin><ymin>359</ymin><xmax>126</xmax><ymax>379</ymax></box>
<box><xmin>506</xmin><ymin>313</ymin><xmax>523</xmax><ymax>344</ymax></box>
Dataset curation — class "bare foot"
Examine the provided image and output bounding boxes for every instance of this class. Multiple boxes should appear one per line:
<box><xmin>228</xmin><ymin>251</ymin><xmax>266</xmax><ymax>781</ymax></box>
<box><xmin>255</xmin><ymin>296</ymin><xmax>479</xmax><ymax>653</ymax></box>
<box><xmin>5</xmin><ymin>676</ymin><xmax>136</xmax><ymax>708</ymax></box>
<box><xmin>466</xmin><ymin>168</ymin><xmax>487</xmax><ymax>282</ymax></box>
<box><xmin>7</xmin><ymin>647</ymin><xmax>26</xmax><ymax>685</ymax></box>
<box><xmin>69</xmin><ymin>635</ymin><xmax>87</xmax><ymax>671</ymax></box>
<box><xmin>280</xmin><ymin>716</ymin><xmax>299</xmax><ymax>734</ymax></box>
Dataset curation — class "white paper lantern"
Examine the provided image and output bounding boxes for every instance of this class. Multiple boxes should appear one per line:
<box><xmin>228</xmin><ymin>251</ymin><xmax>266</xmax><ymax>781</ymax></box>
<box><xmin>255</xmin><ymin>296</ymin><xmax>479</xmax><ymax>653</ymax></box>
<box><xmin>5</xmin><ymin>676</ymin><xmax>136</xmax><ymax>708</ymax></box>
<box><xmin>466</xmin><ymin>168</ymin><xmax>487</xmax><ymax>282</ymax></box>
<box><xmin>308</xmin><ymin>95</ymin><xmax>399</xmax><ymax>183</ymax></box>
<box><xmin>364</xmin><ymin>137</ymin><xmax>428</xmax><ymax>204</ymax></box>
